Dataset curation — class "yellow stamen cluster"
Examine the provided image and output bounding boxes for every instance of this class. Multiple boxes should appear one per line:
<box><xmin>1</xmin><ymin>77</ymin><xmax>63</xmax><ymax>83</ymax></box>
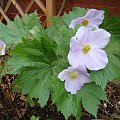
<box><xmin>82</xmin><ymin>45</ymin><xmax>91</xmax><ymax>53</ymax></box>
<box><xmin>69</xmin><ymin>71</ymin><xmax>78</xmax><ymax>79</ymax></box>
<box><xmin>81</xmin><ymin>20</ymin><xmax>89</xmax><ymax>26</ymax></box>
<box><xmin>0</xmin><ymin>47</ymin><xmax>2</xmax><ymax>52</ymax></box>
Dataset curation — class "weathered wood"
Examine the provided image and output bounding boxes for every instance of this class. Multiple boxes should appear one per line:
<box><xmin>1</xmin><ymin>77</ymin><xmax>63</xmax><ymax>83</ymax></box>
<box><xmin>11</xmin><ymin>0</ymin><xmax>24</xmax><ymax>16</ymax></box>
<box><xmin>0</xmin><ymin>6</ymin><xmax>10</xmax><ymax>22</ymax></box>
<box><xmin>46</xmin><ymin>0</ymin><xmax>56</xmax><ymax>27</ymax></box>
<box><xmin>0</xmin><ymin>0</ymin><xmax>56</xmax><ymax>27</ymax></box>
<box><xmin>25</xmin><ymin>0</ymin><xmax>35</xmax><ymax>13</ymax></box>
<box><xmin>35</xmin><ymin>0</ymin><xmax>47</xmax><ymax>15</ymax></box>
<box><xmin>0</xmin><ymin>0</ymin><xmax>11</xmax><ymax>21</ymax></box>
<box><xmin>42</xmin><ymin>20</ymin><xmax>47</xmax><ymax>27</ymax></box>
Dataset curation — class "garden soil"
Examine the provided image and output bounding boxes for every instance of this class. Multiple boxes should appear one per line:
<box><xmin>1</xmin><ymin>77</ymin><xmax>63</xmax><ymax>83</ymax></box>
<box><xmin>0</xmin><ymin>75</ymin><xmax>120</xmax><ymax>120</ymax></box>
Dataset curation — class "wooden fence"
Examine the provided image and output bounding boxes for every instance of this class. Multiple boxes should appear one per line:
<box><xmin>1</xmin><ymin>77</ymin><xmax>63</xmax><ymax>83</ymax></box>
<box><xmin>0</xmin><ymin>0</ymin><xmax>56</xmax><ymax>27</ymax></box>
<box><xmin>0</xmin><ymin>0</ymin><xmax>120</xmax><ymax>27</ymax></box>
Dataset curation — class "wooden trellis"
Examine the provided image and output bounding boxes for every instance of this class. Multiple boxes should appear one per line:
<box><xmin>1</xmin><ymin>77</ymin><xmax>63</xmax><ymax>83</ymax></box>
<box><xmin>0</xmin><ymin>0</ymin><xmax>56</xmax><ymax>27</ymax></box>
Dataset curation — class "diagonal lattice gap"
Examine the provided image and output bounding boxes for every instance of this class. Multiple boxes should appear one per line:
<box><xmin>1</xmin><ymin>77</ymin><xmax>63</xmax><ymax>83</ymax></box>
<box><xmin>0</xmin><ymin>0</ymin><xmax>11</xmax><ymax>21</ymax></box>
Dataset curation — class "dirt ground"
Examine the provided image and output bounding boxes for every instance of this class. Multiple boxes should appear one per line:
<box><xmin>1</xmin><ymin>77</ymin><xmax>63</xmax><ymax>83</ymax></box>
<box><xmin>0</xmin><ymin>75</ymin><xmax>120</xmax><ymax>120</ymax></box>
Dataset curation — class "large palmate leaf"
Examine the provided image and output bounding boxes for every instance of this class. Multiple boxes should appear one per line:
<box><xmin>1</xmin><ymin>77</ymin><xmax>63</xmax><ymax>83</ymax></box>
<box><xmin>52</xmin><ymin>77</ymin><xmax>107</xmax><ymax>120</ymax></box>
<box><xmin>52</xmin><ymin>79</ymin><xmax>82</xmax><ymax>120</ymax></box>
<box><xmin>0</xmin><ymin>12</ymin><xmax>40</xmax><ymax>46</ymax></box>
<box><xmin>52</xmin><ymin>61</ymin><xmax>107</xmax><ymax>119</ymax></box>
<box><xmin>8</xmin><ymin>30</ymin><xmax>57</xmax><ymax>106</ymax></box>
<box><xmin>81</xmin><ymin>83</ymin><xmax>107</xmax><ymax>117</ymax></box>
<box><xmin>14</xmin><ymin>66</ymin><xmax>53</xmax><ymax>107</ymax></box>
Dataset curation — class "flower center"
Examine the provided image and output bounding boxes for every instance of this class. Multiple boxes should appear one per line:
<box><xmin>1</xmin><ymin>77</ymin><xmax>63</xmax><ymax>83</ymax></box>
<box><xmin>69</xmin><ymin>71</ymin><xmax>78</xmax><ymax>79</ymax></box>
<box><xmin>82</xmin><ymin>45</ymin><xmax>91</xmax><ymax>53</ymax></box>
<box><xmin>81</xmin><ymin>20</ymin><xmax>89</xmax><ymax>26</ymax></box>
<box><xmin>0</xmin><ymin>47</ymin><xmax>2</xmax><ymax>52</ymax></box>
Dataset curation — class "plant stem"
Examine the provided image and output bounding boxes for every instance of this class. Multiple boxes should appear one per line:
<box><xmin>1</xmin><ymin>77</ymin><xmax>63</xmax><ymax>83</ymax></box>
<box><xmin>57</xmin><ymin>0</ymin><xmax>66</xmax><ymax>16</ymax></box>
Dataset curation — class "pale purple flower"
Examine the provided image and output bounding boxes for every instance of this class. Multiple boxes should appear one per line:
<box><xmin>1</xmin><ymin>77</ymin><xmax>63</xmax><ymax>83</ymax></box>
<box><xmin>58</xmin><ymin>66</ymin><xmax>91</xmax><ymax>94</ymax></box>
<box><xmin>68</xmin><ymin>26</ymin><xmax>111</xmax><ymax>70</ymax></box>
<box><xmin>69</xmin><ymin>9</ymin><xmax>104</xmax><ymax>30</ymax></box>
<box><xmin>0</xmin><ymin>40</ymin><xmax>5</xmax><ymax>55</ymax></box>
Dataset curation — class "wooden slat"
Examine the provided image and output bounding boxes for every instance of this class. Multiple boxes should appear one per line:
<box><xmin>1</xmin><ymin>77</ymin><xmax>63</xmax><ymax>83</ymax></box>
<box><xmin>25</xmin><ymin>0</ymin><xmax>35</xmax><ymax>13</ymax></box>
<box><xmin>11</xmin><ymin>0</ymin><xmax>24</xmax><ymax>16</ymax></box>
<box><xmin>0</xmin><ymin>0</ymin><xmax>11</xmax><ymax>21</ymax></box>
<box><xmin>35</xmin><ymin>0</ymin><xmax>47</xmax><ymax>15</ymax></box>
<box><xmin>0</xmin><ymin>0</ymin><xmax>56</xmax><ymax>27</ymax></box>
<box><xmin>0</xmin><ymin>6</ymin><xmax>10</xmax><ymax>22</ymax></box>
<box><xmin>46</xmin><ymin>0</ymin><xmax>56</xmax><ymax>27</ymax></box>
<box><xmin>42</xmin><ymin>19</ymin><xmax>47</xmax><ymax>27</ymax></box>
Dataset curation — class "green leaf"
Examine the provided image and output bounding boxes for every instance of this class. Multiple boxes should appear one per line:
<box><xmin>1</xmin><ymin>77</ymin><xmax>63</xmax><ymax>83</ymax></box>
<box><xmin>101</xmin><ymin>16</ymin><xmax>120</xmax><ymax>39</ymax></box>
<box><xmin>30</xmin><ymin>115</ymin><xmax>39</xmax><ymax>120</ymax></box>
<box><xmin>21</xmin><ymin>12</ymin><xmax>40</xmax><ymax>30</ymax></box>
<box><xmin>105</xmin><ymin>36</ymin><xmax>120</xmax><ymax>55</ymax></box>
<box><xmin>51</xmin><ymin>16</ymin><xmax>65</xmax><ymax>27</ymax></box>
<box><xmin>62</xmin><ymin>7</ymin><xmax>87</xmax><ymax>26</ymax></box>
<box><xmin>81</xmin><ymin>83</ymin><xmax>107</xmax><ymax>117</ymax></box>
<box><xmin>46</xmin><ymin>26</ymin><xmax>74</xmax><ymax>56</ymax></box>
<box><xmin>91</xmin><ymin>54</ymin><xmax>120</xmax><ymax>89</ymax></box>
<box><xmin>14</xmin><ymin>67</ymin><xmax>52</xmax><ymax>107</ymax></box>
<box><xmin>52</xmin><ymin>78</ymin><xmax>82</xmax><ymax>120</ymax></box>
<box><xmin>0</xmin><ymin>12</ymin><xmax>40</xmax><ymax>46</ymax></box>
<box><xmin>52</xmin><ymin>77</ymin><xmax>107</xmax><ymax>119</ymax></box>
<box><xmin>8</xmin><ymin>30</ymin><xmax>57</xmax><ymax>107</ymax></box>
<box><xmin>8</xmin><ymin>32</ymin><xmax>57</xmax><ymax>74</ymax></box>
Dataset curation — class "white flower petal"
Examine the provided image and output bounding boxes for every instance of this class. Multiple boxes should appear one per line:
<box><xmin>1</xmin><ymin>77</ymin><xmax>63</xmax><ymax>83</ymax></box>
<box><xmin>88</xmin><ymin>29</ymin><xmax>111</xmax><ymax>48</ymax></box>
<box><xmin>87</xmin><ymin>23</ymin><xmax>99</xmax><ymax>30</ymax></box>
<box><xmin>77</xmin><ymin>65</ymin><xmax>87</xmax><ymax>73</ymax></box>
<box><xmin>68</xmin><ymin>50</ymin><xmax>85</xmax><ymax>68</ymax></box>
<box><xmin>69</xmin><ymin>9</ymin><xmax>104</xmax><ymax>30</ymax></box>
<box><xmin>75</xmin><ymin>26</ymin><xmax>89</xmax><ymax>41</ymax></box>
<box><xmin>65</xmin><ymin>80</ymin><xmax>82</xmax><ymax>94</ymax></box>
<box><xmin>0</xmin><ymin>40</ymin><xmax>6</xmax><ymax>55</ymax></box>
<box><xmin>58</xmin><ymin>66</ymin><xmax>91</xmax><ymax>94</ymax></box>
<box><xmin>70</xmin><ymin>37</ymin><xmax>83</xmax><ymax>51</ymax></box>
<box><xmin>69</xmin><ymin>17</ymin><xmax>83</xmax><ymax>29</ymax></box>
<box><xmin>85</xmin><ymin>48</ymin><xmax>108</xmax><ymax>70</ymax></box>
<box><xmin>58</xmin><ymin>69</ymin><xmax>69</xmax><ymax>81</ymax></box>
<box><xmin>78</xmin><ymin>72</ymin><xmax>91</xmax><ymax>84</ymax></box>
<box><xmin>84</xmin><ymin>9</ymin><xmax>104</xmax><ymax>25</ymax></box>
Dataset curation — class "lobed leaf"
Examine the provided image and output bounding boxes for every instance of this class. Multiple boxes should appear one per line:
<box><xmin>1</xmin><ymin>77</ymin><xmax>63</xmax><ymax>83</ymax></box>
<box><xmin>62</xmin><ymin>7</ymin><xmax>87</xmax><ymax>26</ymax></box>
<box><xmin>0</xmin><ymin>12</ymin><xmax>40</xmax><ymax>46</ymax></box>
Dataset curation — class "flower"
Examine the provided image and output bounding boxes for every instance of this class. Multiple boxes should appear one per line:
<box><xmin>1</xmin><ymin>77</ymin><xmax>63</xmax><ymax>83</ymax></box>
<box><xmin>69</xmin><ymin>9</ymin><xmax>104</xmax><ymax>30</ymax></box>
<box><xmin>58</xmin><ymin>66</ymin><xmax>91</xmax><ymax>94</ymax></box>
<box><xmin>68</xmin><ymin>26</ymin><xmax>111</xmax><ymax>70</ymax></box>
<box><xmin>0</xmin><ymin>40</ymin><xmax>5</xmax><ymax>55</ymax></box>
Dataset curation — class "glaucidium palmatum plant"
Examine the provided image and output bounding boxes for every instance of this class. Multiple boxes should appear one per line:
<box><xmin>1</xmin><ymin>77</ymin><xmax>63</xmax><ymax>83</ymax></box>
<box><xmin>0</xmin><ymin>7</ymin><xmax>120</xmax><ymax>120</ymax></box>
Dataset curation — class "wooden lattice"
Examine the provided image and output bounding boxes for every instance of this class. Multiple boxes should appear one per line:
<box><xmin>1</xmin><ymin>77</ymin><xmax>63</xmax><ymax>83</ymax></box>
<box><xmin>0</xmin><ymin>0</ymin><xmax>56</xmax><ymax>27</ymax></box>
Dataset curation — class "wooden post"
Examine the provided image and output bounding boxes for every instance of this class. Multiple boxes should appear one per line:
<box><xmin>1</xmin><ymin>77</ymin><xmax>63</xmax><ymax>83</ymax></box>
<box><xmin>46</xmin><ymin>0</ymin><xmax>56</xmax><ymax>27</ymax></box>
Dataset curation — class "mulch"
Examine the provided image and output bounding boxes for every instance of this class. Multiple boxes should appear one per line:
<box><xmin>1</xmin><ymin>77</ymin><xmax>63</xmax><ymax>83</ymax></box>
<box><xmin>0</xmin><ymin>74</ymin><xmax>120</xmax><ymax>120</ymax></box>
